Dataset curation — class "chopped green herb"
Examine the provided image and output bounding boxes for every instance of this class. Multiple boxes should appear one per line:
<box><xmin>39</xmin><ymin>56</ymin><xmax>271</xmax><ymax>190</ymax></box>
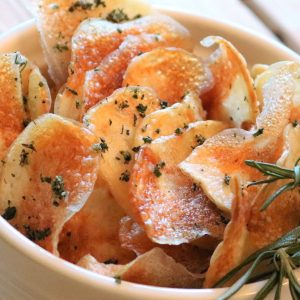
<box><xmin>175</xmin><ymin>128</ymin><xmax>183</xmax><ymax>135</ymax></box>
<box><xmin>22</xmin><ymin>142</ymin><xmax>36</xmax><ymax>152</ymax></box>
<box><xmin>143</xmin><ymin>136</ymin><xmax>152</xmax><ymax>144</ymax></box>
<box><xmin>40</xmin><ymin>175</ymin><xmax>52</xmax><ymax>184</ymax></box>
<box><xmin>153</xmin><ymin>161</ymin><xmax>166</xmax><ymax>177</ymax></box>
<box><xmin>14</xmin><ymin>54</ymin><xmax>27</xmax><ymax>72</ymax></box>
<box><xmin>195</xmin><ymin>134</ymin><xmax>206</xmax><ymax>146</ymax></box>
<box><xmin>120</xmin><ymin>151</ymin><xmax>132</xmax><ymax>164</ymax></box>
<box><xmin>51</xmin><ymin>176</ymin><xmax>67</xmax><ymax>200</ymax></box>
<box><xmin>2</xmin><ymin>201</ymin><xmax>17</xmax><ymax>221</ymax></box>
<box><xmin>132</xmin><ymin>146</ymin><xmax>141</xmax><ymax>153</ymax></box>
<box><xmin>119</xmin><ymin>170</ymin><xmax>130</xmax><ymax>182</ymax></box>
<box><xmin>65</xmin><ymin>86</ymin><xmax>78</xmax><ymax>96</ymax></box>
<box><xmin>116</xmin><ymin>28</ymin><xmax>122</xmax><ymax>34</ymax></box>
<box><xmin>133</xmin><ymin>114</ymin><xmax>138</xmax><ymax>127</ymax></box>
<box><xmin>253</xmin><ymin>128</ymin><xmax>264</xmax><ymax>137</ymax></box>
<box><xmin>136</xmin><ymin>103</ymin><xmax>147</xmax><ymax>117</ymax></box>
<box><xmin>114</xmin><ymin>275</ymin><xmax>122</xmax><ymax>284</ymax></box>
<box><xmin>54</xmin><ymin>43</ymin><xmax>69</xmax><ymax>52</ymax></box>
<box><xmin>132</xmin><ymin>88</ymin><xmax>139</xmax><ymax>99</ymax></box>
<box><xmin>20</xmin><ymin>149</ymin><xmax>29</xmax><ymax>166</ymax></box>
<box><xmin>23</xmin><ymin>225</ymin><xmax>51</xmax><ymax>241</ymax></box>
<box><xmin>92</xmin><ymin>138</ymin><xmax>109</xmax><ymax>153</ymax></box>
<box><xmin>224</xmin><ymin>174</ymin><xmax>231</xmax><ymax>185</ymax></box>
<box><xmin>160</xmin><ymin>100</ymin><xmax>168</xmax><ymax>109</ymax></box>
<box><xmin>292</xmin><ymin>120</ymin><xmax>299</xmax><ymax>127</ymax></box>
<box><xmin>75</xmin><ymin>100</ymin><xmax>81</xmax><ymax>109</ymax></box>
<box><xmin>119</xmin><ymin>100</ymin><xmax>129</xmax><ymax>110</ymax></box>
<box><xmin>106</xmin><ymin>8</ymin><xmax>129</xmax><ymax>23</ymax></box>
<box><xmin>69</xmin><ymin>0</ymin><xmax>105</xmax><ymax>12</ymax></box>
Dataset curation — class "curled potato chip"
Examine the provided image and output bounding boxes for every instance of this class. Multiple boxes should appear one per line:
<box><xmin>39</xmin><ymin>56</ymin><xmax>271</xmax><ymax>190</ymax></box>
<box><xmin>0</xmin><ymin>114</ymin><xmax>99</xmax><ymax>254</ymax></box>
<box><xmin>123</xmin><ymin>47</ymin><xmax>211</xmax><ymax>104</ymax></box>
<box><xmin>0</xmin><ymin>53</ymin><xmax>51</xmax><ymax>161</ymax></box>
<box><xmin>83</xmin><ymin>87</ymin><xmax>161</xmax><ymax>214</ymax></box>
<box><xmin>180</xmin><ymin>62</ymin><xmax>299</xmax><ymax>213</ymax></box>
<box><xmin>55</xmin><ymin>14</ymin><xmax>193</xmax><ymax>120</ymax></box>
<box><xmin>83</xmin><ymin>34</ymin><xmax>176</xmax><ymax>111</ymax></box>
<box><xmin>58</xmin><ymin>176</ymin><xmax>135</xmax><ymax>264</ymax></box>
<box><xmin>134</xmin><ymin>92</ymin><xmax>205</xmax><ymax>147</ymax></box>
<box><xmin>33</xmin><ymin>0</ymin><xmax>152</xmax><ymax>86</ymax></box>
<box><xmin>200</xmin><ymin>36</ymin><xmax>258</xmax><ymax>129</ymax></box>
<box><xmin>119</xmin><ymin>216</ymin><xmax>212</xmax><ymax>274</ymax></box>
<box><xmin>204</xmin><ymin>124</ymin><xmax>300</xmax><ymax>287</ymax></box>
<box><xmin>78</xmin><ymin>248</ymin><xmax>203</xmax><ymax>288</ymax></box>
<box><xmin>129</xmin><ymin>121</ymin><xmax>227</xmax><ymax>245</ymax></box>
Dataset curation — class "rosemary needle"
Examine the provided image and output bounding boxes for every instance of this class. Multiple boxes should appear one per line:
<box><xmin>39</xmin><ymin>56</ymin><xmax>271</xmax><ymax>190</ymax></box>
<box><xmin>245</xmin><ymin>159</ymin><xmax>300</xmax><ymax>211</ymax></box>
<box><xmin>216</xmin><ymin>227</ymin><xmax>300</xmax><ymax>300</ymax></box>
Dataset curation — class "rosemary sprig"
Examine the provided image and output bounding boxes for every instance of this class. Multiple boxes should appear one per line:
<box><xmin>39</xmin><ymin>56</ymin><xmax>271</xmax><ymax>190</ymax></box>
<box><xmin>245</xmin><ymin>159</ymin><xmax>300</xmax><ymax>211</ymax></box>
<box><xmin>215</xmin><ymin>227</ymin><xmax>300</xmax><ymax>300</ymax></box>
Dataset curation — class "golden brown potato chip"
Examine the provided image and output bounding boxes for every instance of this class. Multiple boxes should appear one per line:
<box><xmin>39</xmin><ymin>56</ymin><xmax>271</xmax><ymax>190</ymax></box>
<box><xmin>78</xmin><ymin>248</ymin><xmax>203</xmax><ymax>288</ymax></box>
<box><xmin>83</xmin><ymin>87</ymin><xmax>161</xmax><ymax>214</ymax></box>
<box><xmin>129</xmin><ymin>121</ymin><xmax>227</xmax><ymax>244</ymax></box>
<box><xmin>33</xmin><ymin>0</ymin><xmax>152</xmax><ymax>86</ymax></box>
<box><xmin>58</xmin><ymin>176</ymin><xmax>135</xmax><ymax>264</ymax></box>
<box><xmin>0</xmin><ymin>53</ymin><xmax>51</xmax><ymax>161</ymax></box>
<box><xmin>83</xmin><ymin>34</ymin><xmax>179</xmax><ymax>111</ymax></box>
<box><xmin>55</xmin><ymin>14</ymin><xmax>193</xmax><ymax>120</ymax></box>
<box><xmin>204</xmin><ymin>179</ymin><xmax>252</xmax><ymax>287</ymax></box>
<box><xmin>200</xmin><ymin>36</ymin><xmax>258</xmax><ymax>129</ymax></box>
<box><xmin>180</xmin><ymin>62</ymin><xmax>299</xmax><ymax>213</ymax></box>
<box><xmin>134</xmin><ymin>92</ymin><xmax>205</xmax><ymax>147</ymax></box>
<box><xmin>0</xmin><ymin>114</ymin><xmax>99</xmax><ymax>254</ymax></box>
<box><xmin>204</xmin><ymin>124</ymin><xmax>300</xmax><ymax>287</ymax></box>
<box><xmin>123</xmin><ymin>47</ymin><xmax>211</xmax><ymax>104</ymax></box>
<box><xmin>119</xmin><ymin>216</ymin><xmax>212</xmax><ymax>274</ymax></box>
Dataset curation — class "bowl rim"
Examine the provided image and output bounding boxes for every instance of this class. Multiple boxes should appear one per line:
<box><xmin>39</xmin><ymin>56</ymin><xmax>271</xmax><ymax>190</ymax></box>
<box><xmin>0</xmin><ymin>6</ymin><xmax>298</xmax><ymax>299</ymax></box>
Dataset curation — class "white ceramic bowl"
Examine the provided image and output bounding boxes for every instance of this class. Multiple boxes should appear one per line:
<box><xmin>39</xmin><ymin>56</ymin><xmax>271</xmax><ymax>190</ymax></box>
<box><xmin>0</xmin><ymin>7</ymin><xmax>299</xmax><ymax>300</ymax></box>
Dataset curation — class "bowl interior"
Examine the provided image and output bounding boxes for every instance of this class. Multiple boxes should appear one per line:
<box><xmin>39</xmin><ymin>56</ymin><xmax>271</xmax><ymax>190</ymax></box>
<box><xmin>0</xmin><ymin>7</ymin><xmax>299</xmax><ymax>300</ymax></box>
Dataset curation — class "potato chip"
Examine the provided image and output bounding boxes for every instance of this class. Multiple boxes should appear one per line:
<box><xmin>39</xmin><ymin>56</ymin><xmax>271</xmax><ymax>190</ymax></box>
<box><xmin>204</xmin><ymin>124</ymin><xmax>300</xmax><ymax>287</ymax></box>
<box><xmin>180</xmin><ymin>62</ymin><xmax>299</xmax><ymax>213</ymax></box>
<box><xmin>55</xmin><ymin>14</ymin><xmax>193</xmax><ymax>120</ymax></box>
<box><xmin>200</xmin><ymin>36</ymin><xmax>258</xmax><ymax>129</ymax></box>
<box><xmin>119</xmin><ymin>216</ymin><xmax>212</xmax><ymax>274</ymax></box>
<box><xmin>0</xmin><ymin>53</ymin><xmax>51</xmax><ymax>161</ymax></box>
<box><xmin>0</xmin><ymin>114</ymin><xmax>99</xmax><ymax>254</ymax></box>
<box><xmin>134</xmin><ymin>92</ymin><xmax>205</xmax><ymax>147</ymax></box>
<box><xmin>84</xmin><ymin>87</ymin><xmax>161</xmax><ymax>214</ymax></box>
<box><xmin>83</xmin><ymin>34</ymin><xmax>180</xmax><ymax>111</ymax></box>
<box><xmin>58</xmin><ymin>175</ymin><xmax>135</xmax><ymax>264</ymax></box>
<box><xmin>123</xmin><ymin>47</ymin><xmax>211</xmax><ymax>104</ymax></box>
<box><xmin>78</xmin><ymin>248</ymin><xmax>203</xmax><ymax>288</ymax></box>
<box><xmin>33</xmin><ymin>0</ymin><xmax>152</xmax><ymax>86</ymax></box>
<box><xmin>129</xmin><ymin>121</ymin><xmax>227</xmax><ymax>244</ymax></box>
